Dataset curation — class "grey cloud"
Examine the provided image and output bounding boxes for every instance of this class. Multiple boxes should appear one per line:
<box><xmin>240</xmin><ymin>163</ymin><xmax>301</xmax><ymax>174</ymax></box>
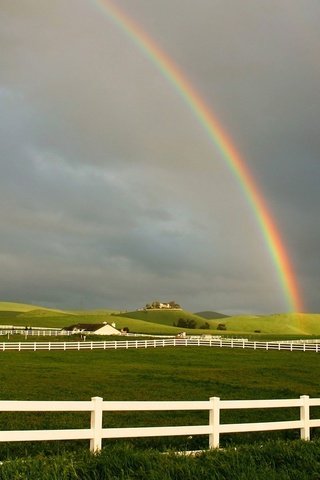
<box><xmin>0</xmin><ymin>0</ymin><xmax>319</xmax><ymax>313</ymax></box>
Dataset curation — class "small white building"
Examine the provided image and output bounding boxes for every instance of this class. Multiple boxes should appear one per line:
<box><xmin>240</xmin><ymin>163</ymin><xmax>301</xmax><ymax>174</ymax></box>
<box><xmin>63</xmin><ymin>323</ymin><xmax>121</xmax><ymax>336</ymax></box>
<box><xmin>159</xmin><ymin>303</ymin><xmax>171</xmax><ymax>309</ymax></box>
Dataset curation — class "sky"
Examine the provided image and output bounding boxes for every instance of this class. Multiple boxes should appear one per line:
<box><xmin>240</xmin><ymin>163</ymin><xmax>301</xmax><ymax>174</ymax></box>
<box><xmin>1</xmin><ymin>0</ymin><xmax>319</xmax><ymax>314</ymax></box>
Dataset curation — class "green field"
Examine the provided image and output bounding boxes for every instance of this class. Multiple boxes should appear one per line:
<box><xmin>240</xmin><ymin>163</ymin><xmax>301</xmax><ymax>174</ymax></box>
<box><xmin>1</xmin><ymin>346</ymin><xmax>318</xmax><ymax>400</ymax></box>
<box><xmin>0</xmin><ymin>347</ymin><xmax>319</xmax><ymax>446</ymax></box>
<box><xmin>0</xmin><ymin>344</ymin><xmax>319</xmax><ymax>475</ymax></box>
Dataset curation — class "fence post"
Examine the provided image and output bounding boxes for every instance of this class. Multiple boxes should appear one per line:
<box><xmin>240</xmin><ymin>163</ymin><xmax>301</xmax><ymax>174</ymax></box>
<box><xmin>90</xmin><ymin>396</ymin><xmax>104</xmax><ymax>452</ymax></box>
<box><xmin>300</xmin><ymin>395</ymin><xmax>310</xmax><ymax>441</ymax></box>
<box><xmin>209</xmin><ymin>396</ymin><xmax>220</xmax><ymax>449</ymax></box>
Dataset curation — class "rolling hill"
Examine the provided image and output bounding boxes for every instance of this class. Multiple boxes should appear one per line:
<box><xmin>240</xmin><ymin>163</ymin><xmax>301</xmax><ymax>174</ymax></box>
<box><xmin>0</xmin><ymin>302</ymin><xmax>74</xmax><ymax>327</ymax></box>
<box><xmin>114</xmin><ymin>309</ymin><xmax>207</xmax><ymax>327</ymax></box>
<box><xmin>204</xmin><ymin>313</ymin><xmax>320</xmax><ymax>335</ymax></box>
<box><xmin>0</xmin><ymin>302</ymin><xmax>64</xmax><ymax>313</ymax></box>
<box><xmin>0</xmin><ymin>302</ymin><xmax>319</xmax><ymax>336</ymax></box>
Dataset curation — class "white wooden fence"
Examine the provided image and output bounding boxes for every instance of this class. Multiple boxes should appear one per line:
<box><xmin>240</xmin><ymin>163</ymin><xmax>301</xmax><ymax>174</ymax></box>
<box><xmin>0</xmin><ymin>395</ymin><xmax>319</xmax><ymax>451</ymax></box>
<box><xmin>0</xmin><ymin>337</ymin><xmax>320</xmax><ymax>352</ymax></box>
<box><xmin>0</xmin><ymin>329</ymin><xmax>72</xmax><ymax>337</ymax></box>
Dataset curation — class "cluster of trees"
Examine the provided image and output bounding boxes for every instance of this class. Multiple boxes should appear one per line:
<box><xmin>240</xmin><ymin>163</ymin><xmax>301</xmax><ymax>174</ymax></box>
<box><xmin>174</xmin><ymin>318</ymin><xmax>210</xmax><ymax>330</ymax></box>
<box><xmin>217</xmin><ymin>323</ymin><xmax>227</xmax><ymax>331</ymax></box>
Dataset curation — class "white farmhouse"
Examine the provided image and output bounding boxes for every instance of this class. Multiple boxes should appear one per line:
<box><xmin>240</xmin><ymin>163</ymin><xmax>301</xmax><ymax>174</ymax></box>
<box><xmin>159</xmin><ymin>303</ymin><xmax>171</xmax><ymax>309</ymax></box>
<box><xmin>63</xmin><ymin>323</ymin><xmax>121</xmax><ymax>335</ymax></box>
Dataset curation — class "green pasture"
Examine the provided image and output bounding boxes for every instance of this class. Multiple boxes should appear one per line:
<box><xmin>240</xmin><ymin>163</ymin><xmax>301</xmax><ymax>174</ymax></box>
<box><xmin>1</xmin><ymin>347</ymin><xmax>319</xmax><ymax>401</ymax></box>
<box><xmin>0</xmin><ymin>335</ymin><xmax>319</xmax><ymax>476</ymax></box>
<box><xmin>207</xmin><ymin>313</ymin><xmax>320</xmax><ymax>335</ymax></box>
<box><xmin>0</xmin><ymin>346</ymin><xmax>319</xmax><ymax>456</ymax></box>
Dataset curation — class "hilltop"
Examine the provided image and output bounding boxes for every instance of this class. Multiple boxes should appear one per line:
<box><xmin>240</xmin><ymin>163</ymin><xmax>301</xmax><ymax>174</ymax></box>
<box><xmin>195</xmin><ymin>311</ymin><xmax>229</xmax><ymax>320</ymax></box>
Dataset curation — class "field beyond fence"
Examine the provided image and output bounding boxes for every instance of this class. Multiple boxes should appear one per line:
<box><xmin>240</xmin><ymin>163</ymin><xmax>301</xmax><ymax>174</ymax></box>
<box><xmin>0</xmin><ymin>345</ymin><xmax>319</xmax><ymax>457</ymax></box>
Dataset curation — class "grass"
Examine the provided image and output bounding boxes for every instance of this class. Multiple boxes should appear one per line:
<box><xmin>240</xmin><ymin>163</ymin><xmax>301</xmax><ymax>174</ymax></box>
<box><xmin>1</xmin><ymin>347</ymin><xmax>319</xmax><ymax>401</ymax></box>
<box><xmin>0</xmin><ymin>440</ymin><xmax>320</xmax><ymax>479</ymax></box>
<box><xmin>206</xmin><ymin>313</ymin><xmax>320</xmax><ymax>335</ymax></box>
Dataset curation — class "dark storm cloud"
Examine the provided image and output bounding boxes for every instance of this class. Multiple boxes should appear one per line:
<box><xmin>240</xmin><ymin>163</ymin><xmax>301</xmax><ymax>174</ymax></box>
<box><xmin>0</xmin><ymin>0</ymin><xmax>319</xmax><ymax>313</ymax></box>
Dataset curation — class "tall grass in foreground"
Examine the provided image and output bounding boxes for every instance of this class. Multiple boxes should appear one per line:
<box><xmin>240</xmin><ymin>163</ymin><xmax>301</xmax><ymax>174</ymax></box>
<box><xmin>0</xmin><ymin>440</ymin><xmax>320</xmax><ymax>479</ymax></box>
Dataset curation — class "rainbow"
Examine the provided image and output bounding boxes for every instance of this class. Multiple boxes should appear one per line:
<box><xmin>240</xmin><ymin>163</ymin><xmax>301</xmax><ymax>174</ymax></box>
<box><xmin>94</xmin><ymin>0</ymin><xmax>303</xmax><ymax>312</ymax></box>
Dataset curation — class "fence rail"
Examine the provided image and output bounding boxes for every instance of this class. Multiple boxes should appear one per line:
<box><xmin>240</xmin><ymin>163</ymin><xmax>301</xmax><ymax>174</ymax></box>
<box><xmin>0</xmin><ymin>395</ymin><xmax>319</xmax><ymax>451</ymax></box>
<box><xmin>0</xmin><ymin>337</ymin><xmax>320</xmax><ymax>352</ymax></box>
<box><xmin>0</xmin><ymin>329</ymin><xmax>73</xmax><ymax>337</ymax></box>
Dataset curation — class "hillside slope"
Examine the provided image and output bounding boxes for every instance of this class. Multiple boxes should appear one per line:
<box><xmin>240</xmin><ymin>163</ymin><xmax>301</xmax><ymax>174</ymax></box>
<box><xmin>0</xmin><ymin>302</ymin><xmax>72</xmax><ymax>325</ymax></box>
<box><xmin>206</xmin><ymin>313</ymin><xmax>320</xmax><ymax>335</ymax></box>
<box><xmin>114</xmin><ymin>309</ymin><xmax>208</xmax><ymax>328</ymax></box>
<box><xmin>0</xmin><ymin>302</ymin><xmax>65</xmax><ymax>313</ymax></box>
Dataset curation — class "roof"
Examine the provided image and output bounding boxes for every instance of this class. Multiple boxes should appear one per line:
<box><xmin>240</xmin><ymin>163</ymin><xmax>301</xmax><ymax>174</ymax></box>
<box><xmin>63</xmin><ymin>323</ymin><xmax>109</xmax><ymax>332</ymax></box>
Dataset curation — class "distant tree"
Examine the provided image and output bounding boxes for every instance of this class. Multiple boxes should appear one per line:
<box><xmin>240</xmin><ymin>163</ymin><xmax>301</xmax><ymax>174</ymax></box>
<box><xmin>169</xmin><ymin>301</ymin><xmax>181</xmax><ymax>309</ymax></box>
<box><xmin>217</xmin><ymin>323</ymin><xmax>227</xmax><ymax>331</ymax></box>
<box><xmin>187</xmin><ymin>319</ymin><xmax>197</xmax><ymax>329</ymax></box>
<box><xmin>200</xmin><ymin>322</ymin><xmax>210</xmax><ymax>330</ymax></box>
<box><xmin>176</xmin><ymin>318</ymin><xmax>197</xmax><ymax>329</ymax></box>
<box><xmin>176</xmin><ymin>318</ymin><xmax>187</xmax><ymax>328</ymax></box>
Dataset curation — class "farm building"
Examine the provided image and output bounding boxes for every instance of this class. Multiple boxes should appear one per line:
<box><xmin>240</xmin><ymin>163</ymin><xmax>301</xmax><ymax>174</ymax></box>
<box><xmin>63</xmin><ymin>323</ymin><xmax>121</xmax><ymax>335</ymax></box>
